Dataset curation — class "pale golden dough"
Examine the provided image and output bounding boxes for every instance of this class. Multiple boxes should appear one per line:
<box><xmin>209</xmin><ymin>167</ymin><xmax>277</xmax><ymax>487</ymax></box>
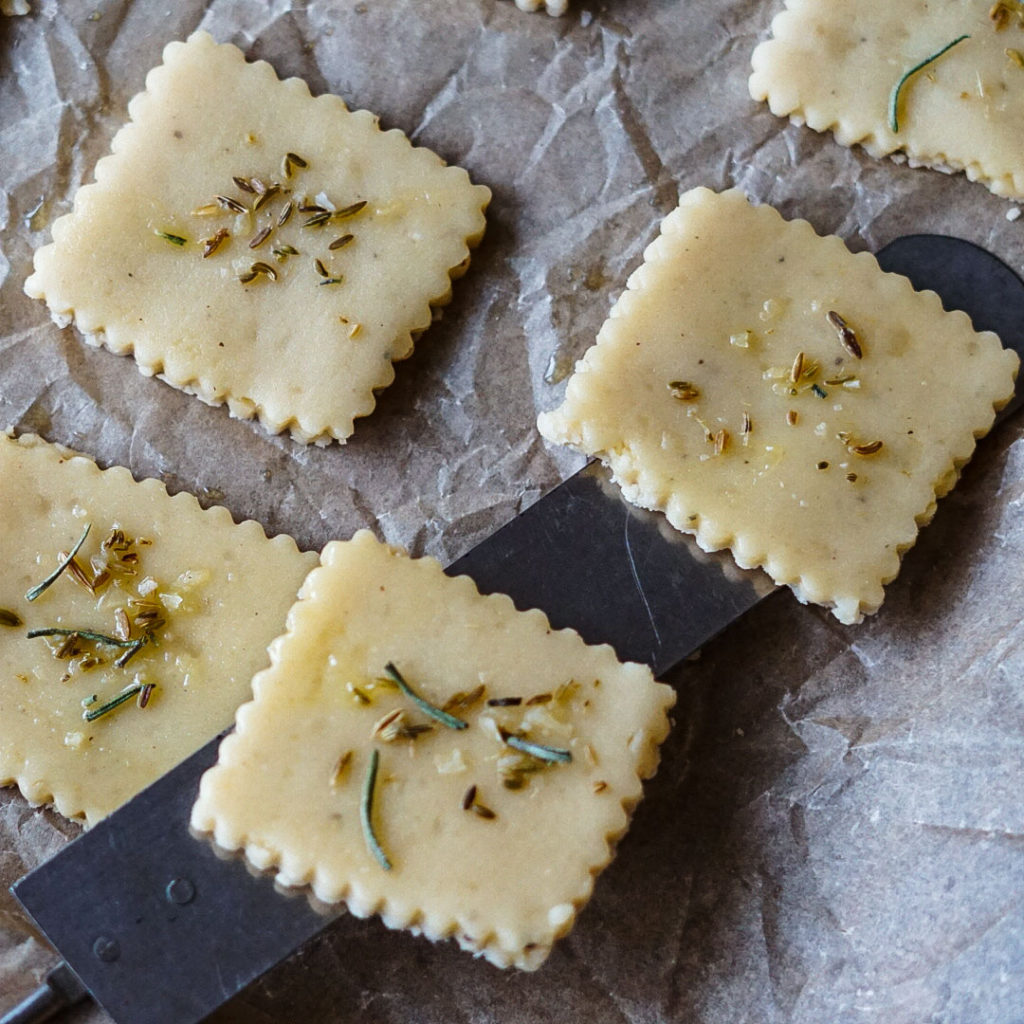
<box><xmin>538</xmin><ymin>188</ymin><xmax>1018</xmax><ymax>624</ymax></box>
<box><xmin>750</xmin><ymin>0</ymin><xmax>1024</xmax><ymax>198</ymax></box>
<box><xmin>510</xmin><ymin>0</ymin><xmax>569</xmax><ymax>14</ymax></box>
<box><xmin>0</xmin><ymin>432</ymin><xmax>315</xmax><ymax>824</ymax></box>
<box><xmin>25</xmin><ymin>32</ymin><xmax>490</xmax><ymax>444</ymax></box>
<box><xmin>192</xmin><ymin>531</ymin><xmax>674</xmax><ymax>969</ymax></box>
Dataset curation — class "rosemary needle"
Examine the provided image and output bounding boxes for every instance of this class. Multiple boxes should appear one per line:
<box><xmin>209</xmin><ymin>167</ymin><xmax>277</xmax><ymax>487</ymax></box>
<box><xmin>27</xmin><ymin>626</ymin><xmax>136</xmax><ymax>647</ymax></box>
<box><xmin>361</xmin><ymin>749</ymin><xmax>392</xmax><ymax>871</ymax></box>
<box><xmin>502</xmin><ymin>731</ymin><xmax>572</xmax><ymax>764</ymax></box>
<box><xmin>26</xmin><ymin>524</ymin><xmax>91</xmax><ymax>601</ymax></box>
<box><xmin>84</xmin><ymin>682</ymin><xmax>143</xmax><ymax>722</ymax></box>
<box><xmin>889</xmin><ymin>35</ymin><xmax>970</xmax><ymax>132</ymax></box>
<box><xmin>383</xmin><ymin>663</ymin><xmax>468</xmax><ymax>730</ymax></box>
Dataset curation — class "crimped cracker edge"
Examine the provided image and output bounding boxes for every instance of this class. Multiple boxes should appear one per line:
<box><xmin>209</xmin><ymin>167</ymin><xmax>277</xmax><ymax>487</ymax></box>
<box><xmin>0</xmin><ymin>428</ymin><xmax>311</xmax><ymax>825</ymax></box>
<box><xmin>539</xmin><ymin>188</ymin><xmax>1018</xmax><ymax>625</ymax></box>
<box><xmin>748</xmin><ymin>6</ymin><xmax>1024</xmax><ymax>200</ymax></box>
<box><xmin>24</xmin><ymin>31</ymin><xmax>491</xmax><ymax>446</ymax></box>
<box><xmin>191</xmin><ymin>531</ymin><xmax>674</xmax><ymax>970</ymax></box>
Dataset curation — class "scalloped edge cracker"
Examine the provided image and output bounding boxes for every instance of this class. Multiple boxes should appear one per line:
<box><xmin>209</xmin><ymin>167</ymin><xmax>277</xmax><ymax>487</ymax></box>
<box><xmin>192</xmin><ymin>531</ymin><xmax>674</xmax><ymax>969</ymax></box>
<box><xmin>750</xmin><ymin>0</ymin><xmax>1024</xmax><ymax>199</ymax></box>
<box><xmin>538</xmin><ymin>188</ymin><xmax>1018</xmax><ymax>624</ymax></box>
<box><xmin>0</xmin><ymin>431</ymin><xmax>316</xmax><ymax>824</ymax></box>
<box><xmin>24</xmin><ymin>32</ymin><xmax>490</xmax><ymax>445</ymax></box>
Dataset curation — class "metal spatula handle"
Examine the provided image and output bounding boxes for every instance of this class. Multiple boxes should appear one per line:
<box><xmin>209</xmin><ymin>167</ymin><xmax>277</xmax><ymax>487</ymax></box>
<box><xmin>0</xmin><ymin>963</ymin><xmax>86</xmax><ymax>1024</ymax></box>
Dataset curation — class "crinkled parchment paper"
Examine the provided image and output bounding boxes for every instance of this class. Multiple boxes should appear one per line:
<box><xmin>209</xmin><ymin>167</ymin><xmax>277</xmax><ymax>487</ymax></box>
<box><xmin>1</xmin><ymin>1</ymin><xmax>1022</xmax><ymax>1021</ymax></box>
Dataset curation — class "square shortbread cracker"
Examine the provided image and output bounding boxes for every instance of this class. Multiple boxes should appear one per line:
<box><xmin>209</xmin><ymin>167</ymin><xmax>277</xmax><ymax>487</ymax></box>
<box><xmin>538</xmin><ymin>188</ymin><xmax>1018</xmax><ymax>625</ymax></box>
<box><xmin>191</xmin><ymin>530</ymin><xmax>674</xmax><ymax>969</ymax></box>
<box><xmin>750</xmin><ymin>0</ymin><xmax>1024</xmax><ymax>199</ymax></box>
<box><xmin>0</xmin><ymin>432</ymin><xmax>315</xmax><ymax>824</ymax></box>
<box><xmin>24</xmin><ymin>32</ymin><xmax>490</xmax><ymax>445</ymax></box>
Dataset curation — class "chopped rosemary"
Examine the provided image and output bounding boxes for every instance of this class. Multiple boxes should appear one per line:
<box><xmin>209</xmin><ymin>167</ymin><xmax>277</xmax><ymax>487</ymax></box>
<box><xmin>668</xmin><ymin>380</ymin><xmax>700</xmax><ymax>401</ymax></box>
<box><xmin>889</xmin><ymin>35</ymin><xmax>970</xmax><ymax>133</ymax></box>
<box><xmin>329</xmin><ymin>233</ymin><xmax>354</xmax><ymax>251</ymax></box>
<box><xmin>26</xmin><ymin>524</ymin><xmax>91</xmax><ymax>601</ymax></box>
<box><xmin>361</xmin><ymin>748</ymin><xmax>391</xmax><ymax>871</ymax></box>
<box><xmin>28</xmin><ymin>626</ymin><xmax>136</xmax><ymax>648</ymax></box>
<box><xmin>826</xmin><ymin>310</ymin><xmax>863</xmax><ymax>359</ymax></box>
<box><xmin>319</xmin><ymin>277</ymin><xmax>344</xmax><ymax>286</ymax></box>
<box><xmin>84</xmin><ymin>690</ymin><xmax>140</xmax><ymax>721</ymax></box>
<box><xmin>501</xmin><ymin>730</ymin><xmax>572</xmax><ymax>764</ymax></box>
<box><xmin>383</xmin><ymin>663</ymin><xmax>468</xmax><ymax>730</ymax></box>
<box><xmin>0</xmin><ymin>609</ymin><xmax>22</xmax><ymax>628</ymax></box>
<box><xmin>487</xmin><ymin>697</ymin><xmax>522</xmax><ymax>707</ymax></box>
<box><xmin>155</xmin><ymin>230</ymin><xmax>187</xmax><ymax>247</ymax></box>
<box><xmin>114</xmin><ymin>632</ymin><xmax>154</xmax><ymax>668</ymax></box>
<box><xmin>83</xmin><ymin>681</ymin><xmax>148</xmax><ymax>722</ymax></box>
<box><xmin>811</xmin><ymin>384</ymin><xmax>828</xmax><ymax>399</ymax></box>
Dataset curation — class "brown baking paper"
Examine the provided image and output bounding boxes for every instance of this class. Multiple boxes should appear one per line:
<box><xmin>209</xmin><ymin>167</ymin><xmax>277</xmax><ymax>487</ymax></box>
<box><xmin>1</xmin><ymin>0</ymin><xmax>1022</xmax><ymax>1021</ymax></box>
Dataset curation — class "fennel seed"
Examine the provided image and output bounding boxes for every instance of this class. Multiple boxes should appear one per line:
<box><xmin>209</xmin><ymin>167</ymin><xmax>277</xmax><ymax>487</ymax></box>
<box><xmin>826</xmin><ymin>310</ymin><xmax>863</xmax><ymax>359</ymax></box>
